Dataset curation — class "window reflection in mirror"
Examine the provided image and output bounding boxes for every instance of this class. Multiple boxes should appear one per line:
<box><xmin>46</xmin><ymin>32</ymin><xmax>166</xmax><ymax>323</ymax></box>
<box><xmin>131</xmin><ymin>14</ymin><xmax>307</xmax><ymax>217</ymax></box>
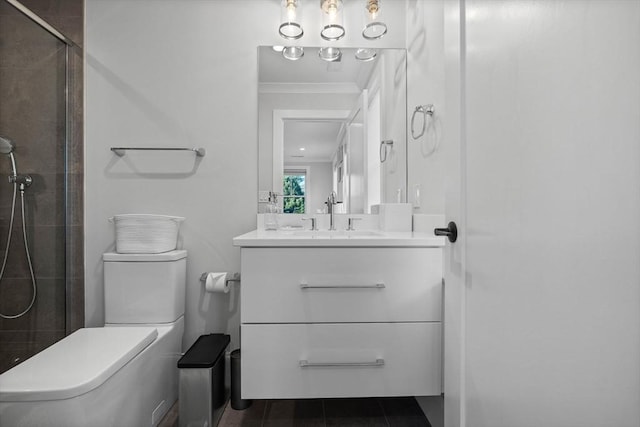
<box><xmin>283</xmin><ymin>168</ymin><xmax>307</xmax><ymax>214</ymax></box>
<box><xmin>258</xmin><ymin>46</ymin><xmax>407</xmax><ymax>214</ymax></box>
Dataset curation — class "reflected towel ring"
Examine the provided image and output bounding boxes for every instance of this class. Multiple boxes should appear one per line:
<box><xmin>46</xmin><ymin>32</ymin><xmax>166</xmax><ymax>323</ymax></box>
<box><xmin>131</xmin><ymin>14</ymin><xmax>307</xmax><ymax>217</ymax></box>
<box><xmin>380</xmin><ymin>140</ymin><xmax>393</xmax><ymax>163</ymax></box>
<box><xmin>411</xmin><ymin>104</ymin><xmax>435</xmax><ymax>140</ymax></box>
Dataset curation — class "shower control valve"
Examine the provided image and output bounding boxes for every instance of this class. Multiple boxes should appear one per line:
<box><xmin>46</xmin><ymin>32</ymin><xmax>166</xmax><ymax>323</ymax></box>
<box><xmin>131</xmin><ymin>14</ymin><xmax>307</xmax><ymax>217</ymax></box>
<box><xmin>10</xmin><ymin>174</ymin><xmax>32</xmax><ymax>188</ymax></box>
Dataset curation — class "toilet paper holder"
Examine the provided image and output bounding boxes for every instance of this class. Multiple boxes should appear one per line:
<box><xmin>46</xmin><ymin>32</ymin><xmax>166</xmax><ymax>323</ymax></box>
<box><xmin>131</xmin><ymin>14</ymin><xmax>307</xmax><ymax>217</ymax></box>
<box><xmin>199</xmin><ymin>272</ymin><xmax>241</xmax><ymax>286</ymax></box>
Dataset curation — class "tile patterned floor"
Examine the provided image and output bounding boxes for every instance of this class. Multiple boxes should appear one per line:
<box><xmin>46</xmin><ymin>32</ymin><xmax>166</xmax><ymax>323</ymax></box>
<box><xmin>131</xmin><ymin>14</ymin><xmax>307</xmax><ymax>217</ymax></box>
<box><xmin>159</xmin><ymin>397</ymin><xmax>432</xmax><ymax>427</ymax></box>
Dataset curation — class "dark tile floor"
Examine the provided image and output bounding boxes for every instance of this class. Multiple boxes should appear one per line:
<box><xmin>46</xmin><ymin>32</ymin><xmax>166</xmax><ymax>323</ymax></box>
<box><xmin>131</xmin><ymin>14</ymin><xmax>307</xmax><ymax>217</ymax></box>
<box><xmin>160</xmin><ymin>397</ymin><xmax>431</xmax><ymax>427</ymax></box>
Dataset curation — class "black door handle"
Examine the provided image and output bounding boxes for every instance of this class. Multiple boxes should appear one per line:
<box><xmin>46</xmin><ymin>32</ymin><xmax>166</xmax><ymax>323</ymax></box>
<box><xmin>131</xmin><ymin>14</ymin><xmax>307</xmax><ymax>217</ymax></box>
<box><xmin>434</xmin><ymin>221</ymin><xmax>458</xmax><ymax>243</ymax></box>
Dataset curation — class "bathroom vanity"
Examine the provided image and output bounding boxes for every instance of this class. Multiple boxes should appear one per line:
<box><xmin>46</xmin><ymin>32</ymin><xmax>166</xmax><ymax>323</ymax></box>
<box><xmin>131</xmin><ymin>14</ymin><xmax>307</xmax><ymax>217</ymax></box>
<box><xmin>233</xmin><ymin>229</ymin><xmax>445</xmax><ymax>399</ymax></box>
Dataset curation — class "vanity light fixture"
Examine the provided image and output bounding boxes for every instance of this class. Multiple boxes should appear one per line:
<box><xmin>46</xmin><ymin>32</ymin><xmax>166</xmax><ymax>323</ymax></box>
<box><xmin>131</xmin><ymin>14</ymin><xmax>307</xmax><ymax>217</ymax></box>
<box><xmin>320</xmin><ymin>0</ymin><xmax>345</xmax><ymax>41</ymax></box>
<box><xmin>362</xmin><ymin>0</ymin><xmax>387</xmax><ymax>40</ymax></box>
<box><xmin>282</xmin><ymin>46</ymin><xmax>304</xmax><ymax>60</ymax></box>
<box><xmin>318</xmin><ymin>46</ymin><xmax>342</xmax><ymax>62</ymax></box>
<box><xmin>279</xmin><ymin>0</ymin><xmax>304</xmax><ymax>40</ymax></box>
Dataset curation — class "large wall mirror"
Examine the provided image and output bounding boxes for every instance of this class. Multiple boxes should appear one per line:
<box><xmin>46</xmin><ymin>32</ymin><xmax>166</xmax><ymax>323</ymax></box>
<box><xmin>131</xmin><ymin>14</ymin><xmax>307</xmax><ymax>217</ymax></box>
<box><xmin>258</xmin><ymin>46</ymin><xmax>407</xmax><ymax>214</ymax></box>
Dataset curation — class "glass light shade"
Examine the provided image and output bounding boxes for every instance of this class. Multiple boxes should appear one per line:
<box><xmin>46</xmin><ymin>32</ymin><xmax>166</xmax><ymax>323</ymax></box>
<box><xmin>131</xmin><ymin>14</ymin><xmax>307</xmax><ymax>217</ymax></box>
<box><xmin>282</xmin><ymin>46</ymin><xmax>304</xmax><ymax>60</ymax></box>
<box><xmin>279</xmin><ymin>0</ymin><xmax>303</xmax><ymax>40</ymax></box>
<box><xmin>320</xmin><ymin>0</ymin><xmax>345</xmax><ymax>41</ymax></box>
<box><xmin>362</xmin><ymin>0</ymin><xmax>387</xmax><ymax>40</ymax></box>
<box><xmin>355</xmin><ymin>48</ymin><xmax>377</xmax><ymax>61</ymax></box>
<box><xmin>318</xmin><ymin>47</ymin><xmax>342</xmax><ymax>62</ymax></box>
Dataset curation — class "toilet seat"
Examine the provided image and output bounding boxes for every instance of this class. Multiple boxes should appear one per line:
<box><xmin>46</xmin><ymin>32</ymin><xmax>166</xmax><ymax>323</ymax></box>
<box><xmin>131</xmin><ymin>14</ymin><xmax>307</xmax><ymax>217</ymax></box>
<box><xmin>0</xmin><ymin>327</ymin><xmax>157</xmax><ymax>402</ymax></box>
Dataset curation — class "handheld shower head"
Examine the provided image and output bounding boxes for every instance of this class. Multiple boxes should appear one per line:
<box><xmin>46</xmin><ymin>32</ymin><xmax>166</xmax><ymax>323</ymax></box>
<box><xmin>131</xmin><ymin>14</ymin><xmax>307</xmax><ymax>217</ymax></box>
<box><xmin>0</xmin><ymin>136</ymin><xmax>15</xmax><ymax>155</ymax></box>
<box><xmin>0</xmin><ymin>136</ymin><xmax>18</xmax><ymax>180</ymax></box>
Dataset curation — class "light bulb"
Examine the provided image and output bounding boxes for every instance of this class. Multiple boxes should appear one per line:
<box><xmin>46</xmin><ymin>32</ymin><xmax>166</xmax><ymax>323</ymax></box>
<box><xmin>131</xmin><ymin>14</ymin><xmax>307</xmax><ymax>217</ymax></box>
<box><xmin>326</xmin><ymin>2</ymin><xmax>337</xmax><ymax>16</ymax></box>
<box><xmin>367</xmin><ymin>0</ymin><xmax>379</xmax><ymax>19</ymax></box>
<box><xmin>362</xmin><ymin>0</ymin><xmax>387</xmax><ymax>40</ymax></box>
<box><xmin>286</xmin><ymin>0</ymin><xmax>296</xmax><ymax>19</ymax></box>
<box><xmin>321</xmin><ymin>0</ymin><xmax>340</xmax><ymax>15</ymax></box>
<box><xmin>279</xmin><ymin>0</ymin><xmax>303</xmax><ymax>40</ymax></box>
<box><xmin>320</xmin><ymin>0</ymin><xmax>345</xmax><ymax>41</ymax></box>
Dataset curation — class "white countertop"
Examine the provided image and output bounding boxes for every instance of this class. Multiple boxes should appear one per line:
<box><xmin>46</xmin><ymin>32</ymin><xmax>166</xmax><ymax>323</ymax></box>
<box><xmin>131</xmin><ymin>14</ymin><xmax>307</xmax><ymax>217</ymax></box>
<box><xmin>233</xmin><ymin>229</ymin><xmax>446</xmax><ymax>248</ymax></box>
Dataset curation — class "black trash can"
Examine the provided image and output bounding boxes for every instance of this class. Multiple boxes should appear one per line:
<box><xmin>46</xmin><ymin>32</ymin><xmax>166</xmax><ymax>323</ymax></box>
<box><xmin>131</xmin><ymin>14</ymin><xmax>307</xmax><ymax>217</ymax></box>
<box><xmin>177</xmin><ymin>334</ymin><xmax>230</xmax><ymax>427</ymax></box>
<box><xmin>230</xmin><ymin>349</ymin><xmax>252</xmax><ymax>410</ymax></box>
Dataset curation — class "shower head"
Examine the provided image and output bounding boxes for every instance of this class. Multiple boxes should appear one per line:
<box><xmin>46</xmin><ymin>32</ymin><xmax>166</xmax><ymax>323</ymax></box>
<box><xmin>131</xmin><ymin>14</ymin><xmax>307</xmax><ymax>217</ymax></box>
<box><xmin>0</xmin><ymin>136</ymin><xmax>18</xmax><ymax>179</ymax></box>
<box><xmin>0</xmin><ymin>136</ymin><xmax>15</xmax><ymax>155</ymax></box>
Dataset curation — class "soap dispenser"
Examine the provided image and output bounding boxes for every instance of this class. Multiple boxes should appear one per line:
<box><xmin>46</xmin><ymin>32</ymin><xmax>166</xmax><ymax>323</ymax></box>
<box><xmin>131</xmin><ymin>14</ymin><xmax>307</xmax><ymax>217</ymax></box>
<box><xmin>264</xmin><ymin>191</ymin><xmax>279</xmax><ymax>230</ymax></box>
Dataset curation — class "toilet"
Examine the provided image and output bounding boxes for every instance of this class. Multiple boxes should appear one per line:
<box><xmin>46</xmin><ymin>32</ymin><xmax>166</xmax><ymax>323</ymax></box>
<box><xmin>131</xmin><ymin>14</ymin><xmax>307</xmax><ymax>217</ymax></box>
<box><xmin>0</xmin><ymin>250</ymin><xmax>187</xmax><ymax>427</ymax></box>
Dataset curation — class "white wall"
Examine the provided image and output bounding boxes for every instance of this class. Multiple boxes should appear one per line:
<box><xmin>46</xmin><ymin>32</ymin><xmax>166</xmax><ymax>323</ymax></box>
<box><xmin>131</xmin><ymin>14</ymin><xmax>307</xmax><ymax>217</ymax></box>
<box><xmin>85</xmin><ymin>0</ymin><xmax>407</xmax><ymax>351</ymax></box>
<box><xmin>407</xmin><ymin>3</ymin><xmax>447</xmax><ymax>422</ymax></box>
<box><xmin>347</xmin><ymin>122</ymin><xmax>365</xmax><ymax>213</ymax></box>
<box><xmin>379</xmin><ymin>48</ymin><xmax>409</xmax><ymax>204</ymax></box>
<box><xmin>406</xmin><ymin>0</ymin><xmax>446</xmax><ymax>215</ymax></box>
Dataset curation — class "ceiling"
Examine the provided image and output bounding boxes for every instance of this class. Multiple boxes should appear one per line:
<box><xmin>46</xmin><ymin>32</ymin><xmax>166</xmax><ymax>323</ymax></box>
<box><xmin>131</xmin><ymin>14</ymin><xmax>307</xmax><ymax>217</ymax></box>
<box><xmin>283</xmin><ymin>120</ymin><xmax>344</xmax><ymax>163</ymax></box>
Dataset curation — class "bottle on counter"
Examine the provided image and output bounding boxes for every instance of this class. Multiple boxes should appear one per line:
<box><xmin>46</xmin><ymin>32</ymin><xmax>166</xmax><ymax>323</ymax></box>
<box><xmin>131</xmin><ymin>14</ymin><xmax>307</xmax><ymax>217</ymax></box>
<box><xmin>264</xmin><ymin>191</ymin><xmax>279</xmax><ymax>230</ymax></box>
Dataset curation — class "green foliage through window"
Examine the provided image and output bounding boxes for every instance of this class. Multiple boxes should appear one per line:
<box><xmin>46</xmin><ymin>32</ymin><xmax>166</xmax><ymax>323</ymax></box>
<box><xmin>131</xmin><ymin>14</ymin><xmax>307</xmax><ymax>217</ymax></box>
<box><xmin>283</xmin><ymin>173</ymin><xmax>306</xmax><ymax>214</ymax></box>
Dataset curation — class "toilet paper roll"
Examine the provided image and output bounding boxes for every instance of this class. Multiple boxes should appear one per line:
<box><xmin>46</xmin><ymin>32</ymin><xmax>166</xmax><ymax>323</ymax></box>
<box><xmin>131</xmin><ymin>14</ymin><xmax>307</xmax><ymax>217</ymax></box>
<box><xmin>204</xmin><ymin>272</ymin><xmax>230</xmax><ymax>293</ymax></box>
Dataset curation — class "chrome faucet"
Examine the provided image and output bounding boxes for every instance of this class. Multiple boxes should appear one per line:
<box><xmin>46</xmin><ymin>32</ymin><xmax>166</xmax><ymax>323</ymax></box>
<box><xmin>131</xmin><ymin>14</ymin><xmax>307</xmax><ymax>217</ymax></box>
<box><xmin>347</xmin><ymin>217</ymin><xmax>362</xmax><ymax>231</ymax></box>
<box><xmin>325</xmin><ymin>191</ymin><xmax>342</xmax><ymax>230</ymax></box>
<box><xmin>302</xmin><ymin>217</ymin><xmax>317</xmax><ymax>231</ymax></box>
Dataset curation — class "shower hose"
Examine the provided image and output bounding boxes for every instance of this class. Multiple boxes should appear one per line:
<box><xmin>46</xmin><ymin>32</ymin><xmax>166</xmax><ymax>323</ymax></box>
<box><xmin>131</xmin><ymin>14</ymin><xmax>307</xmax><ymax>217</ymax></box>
<box><xmin>0</xmin><ymin>182</ymin><xmax>37</xmax><ymax>319</ymax></box>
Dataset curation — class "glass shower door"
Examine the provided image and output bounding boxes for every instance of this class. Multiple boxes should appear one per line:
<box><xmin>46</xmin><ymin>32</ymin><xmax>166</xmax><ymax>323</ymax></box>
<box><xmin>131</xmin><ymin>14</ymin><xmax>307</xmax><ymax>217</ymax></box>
<box><xmin>0</xmin><ymin>0</ymin><xmax>68</xmax><ymax>374</ymax></box>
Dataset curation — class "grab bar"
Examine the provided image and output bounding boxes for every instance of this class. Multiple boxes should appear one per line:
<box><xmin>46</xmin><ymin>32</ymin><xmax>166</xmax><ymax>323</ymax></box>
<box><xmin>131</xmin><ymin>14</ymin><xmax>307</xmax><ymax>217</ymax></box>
<box><xmin>299</xmin><ymin>358</ymin><xmax>385</xmax><ymax>368</ymax></box>
<box><xmin>111</xmin><ymin>147</ymin><xmax>206</xmax><ymax>157</ymax></box>
<box><xmin>300</xmin><ymin>282</ymin><xmax>385</xmax><ymax>289</ymax></box>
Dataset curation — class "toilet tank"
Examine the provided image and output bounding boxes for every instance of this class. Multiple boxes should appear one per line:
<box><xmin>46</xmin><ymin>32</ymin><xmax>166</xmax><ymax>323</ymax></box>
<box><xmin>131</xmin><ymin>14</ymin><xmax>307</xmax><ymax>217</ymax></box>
<box><xmin>103</xmin><ymin>250</ymin><xmax>187</xmax><ymax>324</ymax></box>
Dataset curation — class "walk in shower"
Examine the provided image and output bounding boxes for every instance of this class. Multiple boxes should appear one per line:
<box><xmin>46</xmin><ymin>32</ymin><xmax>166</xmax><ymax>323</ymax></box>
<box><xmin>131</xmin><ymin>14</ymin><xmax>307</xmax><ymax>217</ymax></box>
<box><xmin>0</xmin><ymin>0</ymin><xmax>83</xmax><ymax>374</ymax></box>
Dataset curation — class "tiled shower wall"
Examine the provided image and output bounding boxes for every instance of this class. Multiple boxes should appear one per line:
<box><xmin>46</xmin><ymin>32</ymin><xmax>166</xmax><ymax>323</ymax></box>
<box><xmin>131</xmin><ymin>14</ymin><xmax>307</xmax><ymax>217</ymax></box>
<box><xmin>0</xmin><ymin>0</ymin><xmax>83</xmax><ymax>374</ymax></box>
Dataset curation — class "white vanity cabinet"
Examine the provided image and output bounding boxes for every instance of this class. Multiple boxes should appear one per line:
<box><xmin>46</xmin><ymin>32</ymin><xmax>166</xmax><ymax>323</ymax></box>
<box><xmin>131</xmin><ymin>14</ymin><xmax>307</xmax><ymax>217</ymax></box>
<box><xmin>234</xmin><ymin>237</ymin><xmax>444</xmax><ymax>400</ymax></box>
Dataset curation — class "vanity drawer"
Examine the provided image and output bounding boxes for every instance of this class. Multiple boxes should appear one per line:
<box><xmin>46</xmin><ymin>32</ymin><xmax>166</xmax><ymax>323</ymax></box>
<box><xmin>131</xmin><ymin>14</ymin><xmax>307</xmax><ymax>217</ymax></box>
<box><xmin>241</xmin><ymin>247</ymin><xmax>442</xmax><ymax>323</ymax></box>
<box><xmin>241</xmin><ymin>322</ymin><xmax>442</xmax><ymax>399</ymax></box>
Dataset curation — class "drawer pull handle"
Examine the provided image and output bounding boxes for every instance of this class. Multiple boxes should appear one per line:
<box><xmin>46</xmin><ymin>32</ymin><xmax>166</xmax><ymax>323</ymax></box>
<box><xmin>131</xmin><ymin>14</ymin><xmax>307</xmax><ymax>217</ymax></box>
<box><xmin>299</xmin><ymin>282</ymin><xmax>385</xmax><ymax>290</ymax></box>
<box><xmin>299</xmin><ymin>358</ymin><xmax>385</xmax><ymax>368</ymax></box>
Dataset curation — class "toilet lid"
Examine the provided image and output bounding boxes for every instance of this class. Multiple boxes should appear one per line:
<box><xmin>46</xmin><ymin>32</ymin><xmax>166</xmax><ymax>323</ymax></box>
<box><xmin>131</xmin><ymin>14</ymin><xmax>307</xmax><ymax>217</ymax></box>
<box><xmin>103</xmin><ymin>249</ymin><xmax>187</xmax><ymax>262</ymax></box>
<box><xmin>0</xmin><ymin>327</ymin><xmax>157</xmax><ymax>402</ymax></box>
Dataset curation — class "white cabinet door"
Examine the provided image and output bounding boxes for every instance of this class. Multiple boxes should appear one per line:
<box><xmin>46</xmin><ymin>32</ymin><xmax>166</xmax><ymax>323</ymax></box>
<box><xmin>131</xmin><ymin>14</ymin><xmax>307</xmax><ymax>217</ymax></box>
<box><xmin>241</xmin><ymin>322</ymin><xmax>442</xmax><ymax>399</ymax></box>
<box><xmin>241</xmin><ymin>247</ymin><xmax>442</xmax><ymax>323</ymax></box>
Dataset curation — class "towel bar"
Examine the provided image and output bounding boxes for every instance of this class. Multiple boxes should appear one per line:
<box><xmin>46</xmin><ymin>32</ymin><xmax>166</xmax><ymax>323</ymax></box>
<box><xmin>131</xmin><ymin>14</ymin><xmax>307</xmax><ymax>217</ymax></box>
<box><xmin>111</xmin><ymin>147</ymin><xmax>206</xmax><ymax>157</ymax></box>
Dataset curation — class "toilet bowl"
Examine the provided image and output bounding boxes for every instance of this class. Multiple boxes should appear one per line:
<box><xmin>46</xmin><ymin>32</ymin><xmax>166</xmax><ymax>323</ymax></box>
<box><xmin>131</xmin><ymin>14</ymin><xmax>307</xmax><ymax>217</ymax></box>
<box><xmin>0</xmin><ymin>250</ymin><xmax>187</xmax><ymax>427</ymax></box>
